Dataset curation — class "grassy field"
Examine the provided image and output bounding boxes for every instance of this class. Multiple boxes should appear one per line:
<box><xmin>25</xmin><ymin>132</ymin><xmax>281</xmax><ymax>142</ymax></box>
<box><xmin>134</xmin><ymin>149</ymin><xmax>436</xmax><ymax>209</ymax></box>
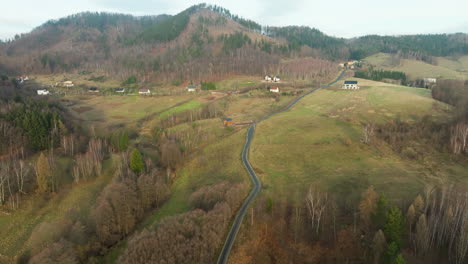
<box><xmin>65</xmin><ymin>94</ymin><xmax>195</xmax><ymax>134</ymax></box>
<box><xmin>364</xmin><ymin>53</ymin><xmax>468</xmax><ymax>80</ymax></box>
<box><xmin>249</xmin><ymin>81</ymin><xmax>468</xmax><ymax>206</ymax></box>
<box><xmin>215</xmin><ymin>76</ymin><xmax>262</xmax><ymax>91</ymax></box>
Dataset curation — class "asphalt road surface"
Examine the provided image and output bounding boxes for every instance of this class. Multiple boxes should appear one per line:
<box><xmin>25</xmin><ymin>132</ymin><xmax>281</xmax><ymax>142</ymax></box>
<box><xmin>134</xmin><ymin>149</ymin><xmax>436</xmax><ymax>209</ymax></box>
<box><xmin>216</xmin><ymin>70</ymin><xmax>347</xmax><ymax>264</ymax></box>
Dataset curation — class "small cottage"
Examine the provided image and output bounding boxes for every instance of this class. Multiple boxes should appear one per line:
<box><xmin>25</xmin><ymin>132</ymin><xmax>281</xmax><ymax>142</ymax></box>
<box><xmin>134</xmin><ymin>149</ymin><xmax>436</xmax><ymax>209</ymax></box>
<box><xmin>224</xmin><ymin>118</ymin><xmax>233</xmax><ymax>127</ymax></box>
<box><xmin>264</xmin><ymin>75</ymin><xmax>272</xmax><ymax>81</ymax></box>
<box><xmin>269</xmin><ymin>87</ymin><xmax>280</xmax><ymax>93</ymax></box>
<box><xmin>139</xmin><ymin>89</ymin><xmax>151</xmax><ymax>95</ymax></box>
<box><xmin>37</xmin><ymin>90</ymin><xmax>50</xmax><ymax>95</ymax></box>
<box><xmin>273</xmin><ymin>76</ymin><xmax>281</xmax><ymax>82</ymax></box>
<box><xmin>342</xmin><ymin>80</ymin><xmax>359</xmax><ymax>90</ymax></box>
<box><xmin>63</xmin><ymin>81</ymin><xmax>74</xmax><ymax>88</ymax></box>
<box><xmin>187</xmin><ymin>85</ymin><xmax>197</xmax><ymax>92</ymax></box>
<box><xmin>115</xmin><ymin>88</ymin><xmax>125</xmax><ymax>93</ymax></box>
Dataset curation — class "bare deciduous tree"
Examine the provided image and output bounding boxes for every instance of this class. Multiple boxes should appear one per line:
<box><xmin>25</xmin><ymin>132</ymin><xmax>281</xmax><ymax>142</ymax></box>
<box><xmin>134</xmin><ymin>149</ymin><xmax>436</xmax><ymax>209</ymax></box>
<box><xmin>305</xmin><ymin>187</ymin><xmax>329</xmax><ymax>236</ymax></box>
<box><xmin>361</xmin><ymin>123</ymin><xmax>375</xmax><ymax>145</ymax></box>
<box><xmin>372</xmin><ymin>229</ymin><xmax>386</xmax><ymax>264</ymax></box>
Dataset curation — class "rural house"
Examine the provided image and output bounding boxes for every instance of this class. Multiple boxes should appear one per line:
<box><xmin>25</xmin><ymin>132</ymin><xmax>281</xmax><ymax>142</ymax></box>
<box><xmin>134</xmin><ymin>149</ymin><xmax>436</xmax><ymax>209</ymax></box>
<box><xmin>139</xmin><ymin>88</ymin><xmax>151</xmax><ymax>95</ymax></box>
<box><xmin>63</xmin><ymin>81</ymin><xmax>74</xmax><ymax>87</ymax></box>
<box><xmin>342</xmin><ymin>80</ymin><xmax>359</xmax><ymax>90</ymax></box>
<box><xmin>269</xmin><ymin>87</ymin><xmax>280</xmax><ymax>93</ymax></box>
<box><xmin>273</xmin><ymin>76</ymin><xmax>281</xmax><ymax>82</ymax></box>
<box><xmin>264</xmin><ymin>75</ymin><xmax>272</xmax><ymax>81</ymax></box>
<box><xmin>88</xmin><ymin>87</ymin><xmax>99</xmax><ymax>93</ymax></box>
<box><xmin>114</xmin><ymin>88</ymin><xmax>125</xmax><ymax>93</ymax></box>
<box><xmin>423</xmin><ymin>78</ymin><xmax>437</xmax><ymax>87</ymax></box>
<box><xmin>224</xmin><ymin>118</ymin><xmax>233</xmax><ymax>126</ymax></box>
<box><xmin>187</xmin><ymin>85</ymin><xmax>197</xmax><ymax>92</ymax></box>
<box><xmin>37</xmin><ymin>89</ymin><xmax>50</xmax><ymax>95</ymax></box>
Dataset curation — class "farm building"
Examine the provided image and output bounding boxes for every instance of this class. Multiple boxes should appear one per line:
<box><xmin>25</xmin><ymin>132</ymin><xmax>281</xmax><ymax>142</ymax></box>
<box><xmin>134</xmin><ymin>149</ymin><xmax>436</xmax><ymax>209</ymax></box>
<box><xmin>63</xmin><ymin>81</ymin><xmax>74</xmax><ymax>87</ymax></box>
<box><xmin>264</xmin><ymin>75</ymin><xmax>272</xmax><ymax>81</ymax></box>
<box><xmin>114</xmin><ymin>88</ymin><xmax>125</xmax><ymax>93</ymax></box>
<box><xmin>423</xmin><ymin>78</ymin><xmax>437</xmax><ymax>84</ymax></box>
<box><xmin>37</xmin><ymin>89</ymin><xmax>50</xmax><ymax>95</ymax></box>
<box><xmin>88</xmin><ymin>87</ymin><xmax>99</xmax><ymax>93</ymax></box>
<box><xmin>139</xmin><ymin>89</ymin><xmax>151</xmax><ymax>95</ymax></box>
<box><xmin>269</xmin><ymin>87</ymin><xmax>280</xmax><ymax>93</ymax></box>
<box><xmin>342</xmin><ymin>80</ymin><xmax>359</xmax><ymax>90</ymax></box>
<box><xmin>224</xmin><ymin>118</ymin><xmax>233</xmax><ymax>127</ymax></box>
<box><xmin>273</xmin><ymin>76</ymin><xmax>281</xmax><ymax>82</ymax></box>
<box><xmin>187</xmin><ymin>85</ymin><xmax>197</xmax><ymax>92</ymax></box>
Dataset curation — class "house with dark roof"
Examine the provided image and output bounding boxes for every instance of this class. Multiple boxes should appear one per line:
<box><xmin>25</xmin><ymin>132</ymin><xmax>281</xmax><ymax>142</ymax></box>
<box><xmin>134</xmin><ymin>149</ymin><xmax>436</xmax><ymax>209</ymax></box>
<box><xmin>342</xmin><ymin>80</ymin><xmax>359</xmax><ymax>90</ymax></box>
<box><xmin>223</xmin><ymin>118</ymin><xmax>233</xmax><ymax>127</ymax></box>
<box><xmin>88</xmin><ymin>87</ymin><xmax>99</xmax><ymax>93</ymax></box>
<box><xmin>186</xmin><ymin>85</ymin><xmax>197</xmax><ymax>92</ymax></box>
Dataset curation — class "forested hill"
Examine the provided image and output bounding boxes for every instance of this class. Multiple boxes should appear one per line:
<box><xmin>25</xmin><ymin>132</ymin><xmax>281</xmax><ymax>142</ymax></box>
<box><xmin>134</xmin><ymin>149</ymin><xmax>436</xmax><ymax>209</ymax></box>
<box><xmin>0</xmin><ymin>3</ymin><xmax>467</xmax><ymax>80</ymax></box>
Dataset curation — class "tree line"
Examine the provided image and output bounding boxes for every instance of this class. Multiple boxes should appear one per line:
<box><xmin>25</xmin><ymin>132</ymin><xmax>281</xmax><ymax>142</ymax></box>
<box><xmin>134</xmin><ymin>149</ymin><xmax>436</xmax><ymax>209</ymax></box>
<box><xmin>355</xmin><ymin>69</ymin><xmax>407</xmax><ymax>83</ymax></box>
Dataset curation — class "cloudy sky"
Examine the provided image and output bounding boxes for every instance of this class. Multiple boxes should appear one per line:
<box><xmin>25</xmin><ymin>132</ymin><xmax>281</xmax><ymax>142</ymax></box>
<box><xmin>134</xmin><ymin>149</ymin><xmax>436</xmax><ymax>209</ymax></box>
<box><xmin>1</xmin><ymin>0</ymin><xmax>467</xmax><ymax>40</ymax></box>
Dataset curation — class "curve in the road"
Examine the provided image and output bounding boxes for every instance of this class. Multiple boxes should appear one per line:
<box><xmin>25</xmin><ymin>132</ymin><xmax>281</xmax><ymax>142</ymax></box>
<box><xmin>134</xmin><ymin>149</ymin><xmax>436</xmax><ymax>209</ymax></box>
<box><xmin>216</xmin><ymin>70</ymin><xmax>347</xmax><ymax>264</ymax></box>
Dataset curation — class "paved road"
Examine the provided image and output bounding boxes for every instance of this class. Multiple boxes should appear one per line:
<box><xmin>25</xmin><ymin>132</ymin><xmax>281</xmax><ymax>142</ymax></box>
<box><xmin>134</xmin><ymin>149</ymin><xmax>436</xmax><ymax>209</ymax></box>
<box><xmin>216</xmin><ymin>70</ymin><xmax>347</xmax><ymax>264</ymax></box>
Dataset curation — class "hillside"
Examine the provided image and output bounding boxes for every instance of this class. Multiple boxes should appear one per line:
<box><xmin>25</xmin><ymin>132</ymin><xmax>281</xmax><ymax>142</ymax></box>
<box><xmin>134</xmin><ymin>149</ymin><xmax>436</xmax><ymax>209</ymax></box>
<box><xmin>229</xmin><ymin>78</ymin><xmax>468</xmax><ymax>263</ymax></box>
<box><xmin>0</xmin><ymin>4</ymin><xmax>467</xmax><ymax>83</ymax></box>
<box><xmin>364</xmin><ymin>52</ymin><xmax>468</xmax><ymax>79</ymax></box>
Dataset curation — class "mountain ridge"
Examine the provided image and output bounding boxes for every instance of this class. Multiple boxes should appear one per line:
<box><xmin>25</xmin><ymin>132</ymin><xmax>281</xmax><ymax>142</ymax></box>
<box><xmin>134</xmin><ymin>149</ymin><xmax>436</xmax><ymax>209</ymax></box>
<box><xmin>0</xmin><ymin>4</ymin><xmax>467</xmax><ymax>80</ymax></box>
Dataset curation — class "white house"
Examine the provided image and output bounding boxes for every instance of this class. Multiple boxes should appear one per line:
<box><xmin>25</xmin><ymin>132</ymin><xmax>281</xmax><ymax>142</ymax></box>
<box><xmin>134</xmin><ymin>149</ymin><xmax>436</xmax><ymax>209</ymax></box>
<box><xmin>423</xmin><ymin>78</ymin><xmax>437</xmax><ymax>84</ymax></box>
<box><xmin>273</xmin><ymin>76</ymin><xmax>281</xmax><ymax>82</ymax></box>
<box><xmin>269</xmin><ymin>87</ymin><xmax>280</xmax><ymax>93</ymax></box>
<box><xmin>186</xmin><ymin>85</ymin><xmax>197</xmax><ymax>92</ymax></box>
<box><xmin>264</xmin><ymin>75</ymin><xmax>272</xmax><ymax>81</ymax></box>
<box><xmin>37</xmin><ymin>89</ymin><xmax>50</xmax><ymax>95</ymax></box>
<box><xmin>342</xmin><ymin>80</ymin><xmax>359</xmax><ymax>90</ymax></box>
<box><xmin>139</xmin><ymin>88</ymin><xmax>151</xmax><ymax>95</ymax></box>
<box><xmin>63</xmin><ymin>81</ymin><xmax>74</xmax><ymax>88</ymax></box>
<box><xmin>115</xmin><ymin>88</ymin><xmax>125</xmax><ymax>93</ymax></box>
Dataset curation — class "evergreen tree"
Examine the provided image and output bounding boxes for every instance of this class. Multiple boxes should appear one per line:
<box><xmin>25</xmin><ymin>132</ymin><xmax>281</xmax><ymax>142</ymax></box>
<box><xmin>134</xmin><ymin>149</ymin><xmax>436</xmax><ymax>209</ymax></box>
<box><xmin>130</xmin><ymin>149</ymin><xmax>144</xmax><ymax>174</ymax></box>
<box><xmin>372</xmin><ymin>194</ymin><xmax>389</xmax><ymax>228</ymax></box>
<box><xmin>383</xmin><ymin>242</ymin><xmax>400</xmax><ymax>264</ymax></box>
<box><xmin>384</xmin><ymin>206</ymin><xmax>405</xmax><ymax>248</ymax></box>
<box><xmin>393</xmin><ymin>254</ymin><xmax>406</xmax><ymax>264</ymax></box>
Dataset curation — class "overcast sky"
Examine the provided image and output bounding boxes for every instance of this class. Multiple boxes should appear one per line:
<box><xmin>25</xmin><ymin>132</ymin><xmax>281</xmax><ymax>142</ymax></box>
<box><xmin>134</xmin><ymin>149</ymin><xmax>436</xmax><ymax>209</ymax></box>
<box><xmin>1</xmin><ymin>0</ymin><xmax>467</xmax><ymax>40</ymax></box>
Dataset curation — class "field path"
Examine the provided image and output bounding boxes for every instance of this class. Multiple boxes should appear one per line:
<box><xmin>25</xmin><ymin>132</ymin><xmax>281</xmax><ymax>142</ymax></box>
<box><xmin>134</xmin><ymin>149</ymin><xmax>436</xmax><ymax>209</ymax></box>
<box><xmin>216</xmin><ymin>70</ymin><xmax>347</xmax><ymax>264</ymax></box>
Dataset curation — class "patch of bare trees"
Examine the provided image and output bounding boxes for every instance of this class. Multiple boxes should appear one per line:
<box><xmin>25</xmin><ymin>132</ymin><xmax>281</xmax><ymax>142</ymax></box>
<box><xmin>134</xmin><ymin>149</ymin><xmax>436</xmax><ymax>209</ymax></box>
<box><xmin>117</xmin><ymin>182</ymin><xmax>246</xmax><ymax>264</ymax></box>
<box><xmin>72</xmin><ymin>138</ymin><xmax>107</xmax><ymax>183</ymax></box>
<box><xmin>305</xmin><ymin>187</ymin><xmax>330</xmax><ymax>236</ymax></box>
<box><xmin>450</xmin><ymin>122</ymin><xmax>468</xmax><ymax>154</ymax></box>
<box><xmin>361</xmin><ymin>123</ymin><xmax>375</xmax><ymax>145</ymax></box>
<box><xmin>406</xmin><ymin>185</ymin><xmax>468</xmax><ymax>264</ymax></box>
<box><xmin>93</xmin><ymin>163</ymin><xmax>170</xmax><ymax>247</ymax></box>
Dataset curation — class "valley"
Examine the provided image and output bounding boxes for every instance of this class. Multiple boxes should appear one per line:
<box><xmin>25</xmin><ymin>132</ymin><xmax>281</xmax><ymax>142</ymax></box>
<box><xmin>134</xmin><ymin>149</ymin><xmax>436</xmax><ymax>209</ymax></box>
<box><xmin>0</xmin><ymin>3</ymin><xmax>467</xmax><ymax>264</ymax></box>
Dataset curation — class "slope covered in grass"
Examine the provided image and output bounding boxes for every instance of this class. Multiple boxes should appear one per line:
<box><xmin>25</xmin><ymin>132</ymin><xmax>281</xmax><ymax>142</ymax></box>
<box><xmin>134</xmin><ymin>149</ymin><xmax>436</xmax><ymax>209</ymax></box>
<box><xmin>364</xmin><ymin>53</ymin><xmax>468</xmax><ymax>79</ymax></box>
<box><xmin>249</xmin><ymin>81</ymin><xmax>468</xmax><ymax>206</ymax></box>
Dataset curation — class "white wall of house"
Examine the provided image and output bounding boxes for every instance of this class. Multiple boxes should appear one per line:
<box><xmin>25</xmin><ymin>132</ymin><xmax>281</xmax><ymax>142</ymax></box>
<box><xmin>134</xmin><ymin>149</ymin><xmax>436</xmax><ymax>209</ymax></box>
<box><xmin>37</xmin><ymin>90</ymin><xmax>49</xmax><ymax>95</ymax></box>
<box><xmin>342</xmin><ymin>84</ymin><xmax>359</xmax><ymax>90</ymax></box>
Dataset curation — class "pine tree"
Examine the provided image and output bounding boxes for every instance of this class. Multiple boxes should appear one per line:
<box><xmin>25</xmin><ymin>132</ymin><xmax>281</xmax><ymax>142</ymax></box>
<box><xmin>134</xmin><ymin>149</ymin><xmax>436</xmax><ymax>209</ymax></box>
<box><xmin>384</xmin><ymin>206</ymin><xmax>405</xmax><ymax>248</ymax></box>
<box><xmin>130</xmin><ymin>149</ymin><xmax>144</xmax><ymax>174</ymax></box>
<box><xmin>393</xmin><ymin>254</ymin><xmax>406</xmax><ymax>264</ymax></box>
<box><xmin>372</xmin><ymin>194</ymin><xmax>389</xmax><ymax>228</ymax></box>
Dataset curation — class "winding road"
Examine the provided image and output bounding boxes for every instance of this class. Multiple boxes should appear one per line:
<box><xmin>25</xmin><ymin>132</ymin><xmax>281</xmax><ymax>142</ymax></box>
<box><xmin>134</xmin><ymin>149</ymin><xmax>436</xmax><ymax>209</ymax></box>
<box><xmin>216</xmin><ymin>70</ymin><xmax>347</xmax><ymax>264</ymax></box>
